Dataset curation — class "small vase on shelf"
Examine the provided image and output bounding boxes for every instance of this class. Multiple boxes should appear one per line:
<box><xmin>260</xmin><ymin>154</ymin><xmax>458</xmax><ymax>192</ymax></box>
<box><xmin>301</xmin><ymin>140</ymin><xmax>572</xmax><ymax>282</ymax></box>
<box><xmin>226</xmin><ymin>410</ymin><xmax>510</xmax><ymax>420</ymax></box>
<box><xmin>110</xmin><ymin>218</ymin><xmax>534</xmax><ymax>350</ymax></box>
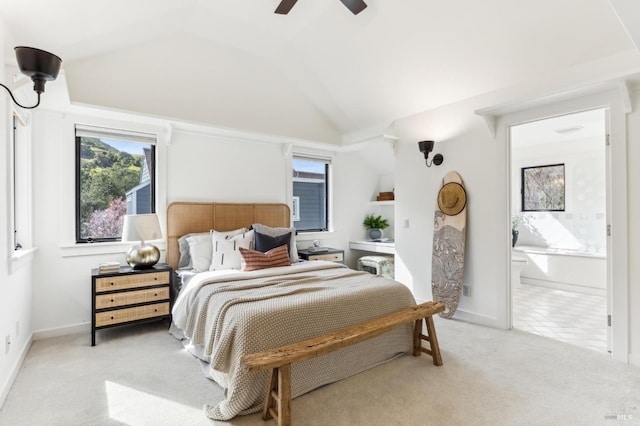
<box><xmin>369</xmin><ymin>228</ymin><xmax>383</xmax><ymax>240</ymax></box>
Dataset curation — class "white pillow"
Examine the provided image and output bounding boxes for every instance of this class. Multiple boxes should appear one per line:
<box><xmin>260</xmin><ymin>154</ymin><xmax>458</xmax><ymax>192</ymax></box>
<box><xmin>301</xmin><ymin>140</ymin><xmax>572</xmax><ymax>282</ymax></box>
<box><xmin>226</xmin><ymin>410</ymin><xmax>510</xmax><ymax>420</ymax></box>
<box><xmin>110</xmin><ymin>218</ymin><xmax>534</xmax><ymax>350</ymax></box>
<box><xmin>186</xmin><ymin>233</ymin><xmax>213</xmax><ymax>273</ymax></box>
<box><xmin>210</xmin><ymin>229</ymin><xmax>255</xmax><ymax>271</ymax></box>
<box><xmin>178</xmin><ymin>231</ymin><xmax>210</xmax><ymax>269</ymax></box>
<box><xmin>252</xmin><ymin>223</ymin><xmax>299</xmax><ymax>262</ymax></box>
<box><xmin>185</xmin><ymin>228</ymin><xmax>247</xmax><ymax>272</ymax></box>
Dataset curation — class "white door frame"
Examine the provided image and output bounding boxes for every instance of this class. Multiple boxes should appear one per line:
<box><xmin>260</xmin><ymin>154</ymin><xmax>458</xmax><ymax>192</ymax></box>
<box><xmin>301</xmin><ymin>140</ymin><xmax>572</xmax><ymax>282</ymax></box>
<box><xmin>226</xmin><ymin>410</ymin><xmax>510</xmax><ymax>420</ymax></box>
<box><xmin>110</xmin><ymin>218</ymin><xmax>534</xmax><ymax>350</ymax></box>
<box><xmin>493</xmin><ymin>89</ymin><xmax>629</xmax><ymax>363</ymax></box>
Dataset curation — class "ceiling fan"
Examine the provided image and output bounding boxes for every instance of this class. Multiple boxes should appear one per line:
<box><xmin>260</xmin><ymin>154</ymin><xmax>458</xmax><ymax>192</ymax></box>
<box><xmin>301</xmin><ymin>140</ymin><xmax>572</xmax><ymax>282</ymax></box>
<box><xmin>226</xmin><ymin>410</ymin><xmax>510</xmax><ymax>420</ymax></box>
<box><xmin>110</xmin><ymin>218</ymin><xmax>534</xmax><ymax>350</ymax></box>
<box><xmin>275</xmin><ymin>0</ymin><xmax>367</xmax><ymax>15</ymax></box>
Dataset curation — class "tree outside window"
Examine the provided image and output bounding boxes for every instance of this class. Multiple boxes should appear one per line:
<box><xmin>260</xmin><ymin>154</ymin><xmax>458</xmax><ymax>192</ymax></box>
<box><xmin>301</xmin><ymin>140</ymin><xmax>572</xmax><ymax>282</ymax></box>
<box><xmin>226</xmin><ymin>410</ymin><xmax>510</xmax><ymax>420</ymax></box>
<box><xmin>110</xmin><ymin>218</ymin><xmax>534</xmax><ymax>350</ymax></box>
<box><xmin>76</xmin><ymin>127</ymin><xmax>156</xmax><ymax>242</ymax></box>
<box><xmin>521</xmin><ymin>164</ymin><xmax>565</xmax><ymax>212</ymax></box>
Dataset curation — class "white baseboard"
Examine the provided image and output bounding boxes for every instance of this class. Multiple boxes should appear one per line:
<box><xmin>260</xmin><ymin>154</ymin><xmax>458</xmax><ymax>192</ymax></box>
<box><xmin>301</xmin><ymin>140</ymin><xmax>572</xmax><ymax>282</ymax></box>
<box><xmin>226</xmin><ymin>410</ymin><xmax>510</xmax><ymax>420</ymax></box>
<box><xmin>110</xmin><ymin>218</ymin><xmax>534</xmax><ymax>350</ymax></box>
<box><xmin>452</xmin><ymin>309</ymin><xmax>501</xmax><ymax>328</ymax></box>
<box><xmin>413</xmin><ymin>297</ymin><xmax>500</xmax><ymax>329</ymax></box>
<box><xmin>2</xmin><ymin>323</ymin><xmax>92</xmax><ymax>408</ymax></box>
<box><xmin>0</xmin><ymin>332</ymin><xmax>33</xmax><ymax>410</ymax></box>
<box><xmin>33</xmin><ymin>322</ymin><xmax>91</xmax><ymax>341</ymax></box>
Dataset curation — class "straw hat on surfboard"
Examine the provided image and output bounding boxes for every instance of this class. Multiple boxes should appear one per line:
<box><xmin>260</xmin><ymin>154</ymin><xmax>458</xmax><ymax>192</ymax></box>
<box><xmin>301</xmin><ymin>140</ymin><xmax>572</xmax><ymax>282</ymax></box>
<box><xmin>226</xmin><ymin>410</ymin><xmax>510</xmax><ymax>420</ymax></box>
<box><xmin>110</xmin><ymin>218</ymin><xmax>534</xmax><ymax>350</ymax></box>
<box><xmin>431</xmin><ymin>171</ymin><xmax>467</xmax><ymax>318</ymax></box>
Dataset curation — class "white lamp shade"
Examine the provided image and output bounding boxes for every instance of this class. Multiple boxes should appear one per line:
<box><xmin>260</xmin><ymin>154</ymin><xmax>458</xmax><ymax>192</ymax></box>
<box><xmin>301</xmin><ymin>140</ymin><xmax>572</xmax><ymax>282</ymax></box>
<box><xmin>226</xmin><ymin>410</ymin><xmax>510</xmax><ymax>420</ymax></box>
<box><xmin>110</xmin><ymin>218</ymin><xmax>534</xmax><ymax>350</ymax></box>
<box><xmin>121</xmin><ymin>214</ymin><xmax>162</xmax><ymax>243</ymax></box>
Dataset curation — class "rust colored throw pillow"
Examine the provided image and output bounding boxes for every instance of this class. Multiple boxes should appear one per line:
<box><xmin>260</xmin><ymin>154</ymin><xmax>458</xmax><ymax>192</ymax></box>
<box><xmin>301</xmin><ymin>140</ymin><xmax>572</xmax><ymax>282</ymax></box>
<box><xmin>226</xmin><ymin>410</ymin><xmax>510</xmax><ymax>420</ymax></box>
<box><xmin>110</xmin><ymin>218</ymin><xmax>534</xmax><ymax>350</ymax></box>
<box><xmin>239</xmin><ymin>245</ymin><xmax>290</xmax><ymax>272</ymax></box>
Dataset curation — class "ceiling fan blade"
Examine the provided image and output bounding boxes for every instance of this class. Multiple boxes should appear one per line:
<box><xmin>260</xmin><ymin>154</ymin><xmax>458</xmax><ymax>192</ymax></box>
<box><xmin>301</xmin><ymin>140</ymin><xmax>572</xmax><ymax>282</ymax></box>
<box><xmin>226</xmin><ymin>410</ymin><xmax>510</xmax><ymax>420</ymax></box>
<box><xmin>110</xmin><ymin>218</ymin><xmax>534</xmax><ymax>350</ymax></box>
<box><xmin>339</xmin><ymin>0</ymin><xmax>367</xmax><ymax>15</ymax></box>
<box><xmin>275</xmin><ymin>0</ymin><xmax>299</xmax><ymax>14</ymax></box>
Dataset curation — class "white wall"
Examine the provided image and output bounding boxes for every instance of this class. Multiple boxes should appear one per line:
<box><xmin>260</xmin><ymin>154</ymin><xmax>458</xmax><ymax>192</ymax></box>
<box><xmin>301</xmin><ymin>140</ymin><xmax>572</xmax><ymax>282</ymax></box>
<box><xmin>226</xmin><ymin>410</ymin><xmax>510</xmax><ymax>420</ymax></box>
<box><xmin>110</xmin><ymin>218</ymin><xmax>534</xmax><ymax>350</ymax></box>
<box><xmin>166</xmin><ymin>130</ymin><xmax>287</xmax><ymax>203</ymax></box>
<box><xmin>332</xmin><ymin>151</ymin><xmax>384</xmax><ymax>268</ymax></box>
<box><xmin>165</xmin><ymin>129</ymin><xmax>382</xmax><ymax>271</ymax></box>
<box><xmin>65</xmin><ymin>33</ymin><xmax>342</xmax><ymax>144</ymax></box>
<box><xmin>0</xmin><ymin>17</ymin><xmax>35</xmax><ymax>407</ymax></box>
<box><xmin>391</xmin><ymin>80</ymin><xmax>639</xmax><ymax>365</ymax></box>
<box><xmin>394</xmin><ymin>104</ymin><xmax>502</xmax><ymax>324</ymax></box>
<box><xmin>510</xmin><ymin>131</ymin><xmax>607</xmax><ymax>295</ymax></box>
<box><xmin>512</xmin><ymin>136</ymin><xmax>606</xmax><ymax>254</ymax></box>
<box><xmin>27</xmin><ymin>110</ymin><xmax>379</xmax><ymax>336</ymax></box>
<box><xmin>626</xmin><ymin>87</ymin><xmax>640</xmax><ymax>366</ymax></box>
<box><xmin>0</xmin><ymin>16</ymin><xmax>10</xmax><ymax>404</ymax></box>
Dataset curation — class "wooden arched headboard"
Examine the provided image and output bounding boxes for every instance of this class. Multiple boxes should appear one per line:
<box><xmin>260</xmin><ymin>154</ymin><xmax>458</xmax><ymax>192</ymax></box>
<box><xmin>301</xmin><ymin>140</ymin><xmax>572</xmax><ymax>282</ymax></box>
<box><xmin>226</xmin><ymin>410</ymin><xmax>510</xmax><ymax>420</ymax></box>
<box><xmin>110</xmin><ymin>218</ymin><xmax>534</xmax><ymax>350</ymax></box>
<box><xmin>165</xmin><ymin>202</ymin><xmax>291</xmax><ymax>270</ymax></box>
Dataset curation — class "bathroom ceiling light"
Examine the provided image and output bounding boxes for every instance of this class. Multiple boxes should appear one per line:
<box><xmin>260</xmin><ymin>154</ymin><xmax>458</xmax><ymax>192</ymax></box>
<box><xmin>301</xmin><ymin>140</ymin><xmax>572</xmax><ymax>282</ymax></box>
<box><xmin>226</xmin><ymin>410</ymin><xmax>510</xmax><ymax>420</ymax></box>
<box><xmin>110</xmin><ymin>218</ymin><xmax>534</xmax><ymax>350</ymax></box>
<box><xmin>554</xmin><ymin>125</ymin><xmax>584</xmax><ymax>136</ymax></box>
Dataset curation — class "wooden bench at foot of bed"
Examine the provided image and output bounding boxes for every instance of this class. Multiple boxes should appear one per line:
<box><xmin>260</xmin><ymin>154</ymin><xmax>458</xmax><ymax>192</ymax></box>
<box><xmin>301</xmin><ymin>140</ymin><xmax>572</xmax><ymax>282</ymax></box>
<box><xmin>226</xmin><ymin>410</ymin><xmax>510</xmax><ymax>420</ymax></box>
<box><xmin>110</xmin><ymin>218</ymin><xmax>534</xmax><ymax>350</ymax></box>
<box><xmin>242</xmin><ymin>301</ymin><xmax>446</xmax><ymax>426</ymax></box>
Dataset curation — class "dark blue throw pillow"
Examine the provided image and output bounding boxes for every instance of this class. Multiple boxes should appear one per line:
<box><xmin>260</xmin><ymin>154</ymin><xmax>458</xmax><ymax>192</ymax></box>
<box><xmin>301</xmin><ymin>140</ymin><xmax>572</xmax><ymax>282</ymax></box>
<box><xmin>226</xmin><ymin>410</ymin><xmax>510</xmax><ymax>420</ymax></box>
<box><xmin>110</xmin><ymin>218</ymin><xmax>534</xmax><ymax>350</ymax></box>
<box><xmin>254</xmin><ymin>231</ymin><xmax>291</xmax><ymax>254</ymax></box>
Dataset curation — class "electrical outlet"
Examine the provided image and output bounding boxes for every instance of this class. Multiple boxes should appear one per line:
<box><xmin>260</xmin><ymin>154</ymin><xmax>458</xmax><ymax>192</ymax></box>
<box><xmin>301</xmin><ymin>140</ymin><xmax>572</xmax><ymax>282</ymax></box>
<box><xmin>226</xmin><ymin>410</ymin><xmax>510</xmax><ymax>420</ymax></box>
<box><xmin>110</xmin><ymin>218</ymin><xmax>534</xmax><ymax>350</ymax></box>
<box><xmin>5</xmin><ymin>335</ymin><xmax>10</xmax><ymax>354</ymax></box>
<box><xmin>403</xmin><ymin>219</ymin><xmax>410</xmax><ymax>228</ymax></box>
<box><xmin>462</xmin><ymin>285</ymin><xmax>470</xmax><ymax>297</ymax></box>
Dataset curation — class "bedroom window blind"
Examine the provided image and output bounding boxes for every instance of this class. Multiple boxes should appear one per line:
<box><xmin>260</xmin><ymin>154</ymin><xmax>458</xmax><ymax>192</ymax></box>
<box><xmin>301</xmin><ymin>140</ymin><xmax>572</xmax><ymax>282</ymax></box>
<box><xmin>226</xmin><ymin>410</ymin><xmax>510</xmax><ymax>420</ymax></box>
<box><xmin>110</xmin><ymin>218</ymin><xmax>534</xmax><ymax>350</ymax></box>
<box><xmin>75</xmin><ymin>125</ymin><xmax>157</xmax><ymax>243</ymax></box>
<box><xmin>292</xmin><ymin>155</ymin><xmax>330</xmax><ymax>232</ymax></box>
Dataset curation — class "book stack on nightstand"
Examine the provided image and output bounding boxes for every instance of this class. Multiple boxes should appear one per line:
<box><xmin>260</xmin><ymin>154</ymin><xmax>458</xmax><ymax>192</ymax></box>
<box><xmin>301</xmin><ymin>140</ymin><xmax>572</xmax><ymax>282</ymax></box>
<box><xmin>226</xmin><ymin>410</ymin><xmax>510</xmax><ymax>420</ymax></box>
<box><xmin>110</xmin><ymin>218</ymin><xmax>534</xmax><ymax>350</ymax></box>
<box><xmin>97</xmin><ymin>262</ymin><xmax>121</xmax><ymax>274</ymax></box>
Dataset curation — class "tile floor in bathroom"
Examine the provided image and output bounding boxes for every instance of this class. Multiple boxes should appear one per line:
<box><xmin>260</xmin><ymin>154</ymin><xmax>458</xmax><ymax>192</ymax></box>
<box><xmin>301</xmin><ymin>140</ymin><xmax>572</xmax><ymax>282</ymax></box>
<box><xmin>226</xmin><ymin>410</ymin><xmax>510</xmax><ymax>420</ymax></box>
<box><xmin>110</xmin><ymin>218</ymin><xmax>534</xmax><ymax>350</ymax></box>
<box><xmin>512</xmin><ymin>283</ymin><xmax>608</xmax><ymax>353</ymax></box>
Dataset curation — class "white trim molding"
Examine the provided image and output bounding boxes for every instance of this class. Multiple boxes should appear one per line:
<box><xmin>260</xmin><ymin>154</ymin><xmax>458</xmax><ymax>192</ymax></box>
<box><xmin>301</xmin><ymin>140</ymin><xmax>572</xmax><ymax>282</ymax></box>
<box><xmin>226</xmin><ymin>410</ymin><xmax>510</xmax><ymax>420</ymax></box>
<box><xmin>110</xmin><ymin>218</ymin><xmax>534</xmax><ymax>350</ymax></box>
<box><xmin>0</xmin><ymin>333</ymin><xmax>33</xmax><ymax>410</ymax></box>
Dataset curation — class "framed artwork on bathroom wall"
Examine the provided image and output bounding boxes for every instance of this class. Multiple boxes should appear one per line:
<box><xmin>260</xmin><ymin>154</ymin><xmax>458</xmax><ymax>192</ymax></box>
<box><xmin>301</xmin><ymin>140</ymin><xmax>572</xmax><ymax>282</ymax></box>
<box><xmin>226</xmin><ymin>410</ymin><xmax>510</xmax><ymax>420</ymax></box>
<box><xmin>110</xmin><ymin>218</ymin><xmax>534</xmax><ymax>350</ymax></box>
<box><xmin>521</xmin><ymin>163</ymin><xmax>565</xmax><ymax>212</ymax></box>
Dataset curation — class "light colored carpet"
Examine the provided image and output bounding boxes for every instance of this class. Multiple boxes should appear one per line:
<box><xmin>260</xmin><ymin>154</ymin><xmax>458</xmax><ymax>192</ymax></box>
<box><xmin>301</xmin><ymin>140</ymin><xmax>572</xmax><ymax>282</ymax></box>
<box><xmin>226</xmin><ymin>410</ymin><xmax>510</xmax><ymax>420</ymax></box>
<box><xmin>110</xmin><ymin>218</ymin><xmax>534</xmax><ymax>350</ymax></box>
<box><xmin>1</xmin><ymin>317</ymin><xmax>639</xmax><ymax>426</ymax></box>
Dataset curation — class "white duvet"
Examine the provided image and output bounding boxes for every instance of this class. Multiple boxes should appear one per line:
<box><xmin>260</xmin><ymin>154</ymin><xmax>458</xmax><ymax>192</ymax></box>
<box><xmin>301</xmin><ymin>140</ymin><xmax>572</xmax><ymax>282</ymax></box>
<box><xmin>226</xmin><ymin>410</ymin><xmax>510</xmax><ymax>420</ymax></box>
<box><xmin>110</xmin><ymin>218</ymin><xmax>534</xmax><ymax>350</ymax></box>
<box><xmin>171</xmin><ymin>261</ymin><xmax>416</xmax><ymax>420</ymax></box>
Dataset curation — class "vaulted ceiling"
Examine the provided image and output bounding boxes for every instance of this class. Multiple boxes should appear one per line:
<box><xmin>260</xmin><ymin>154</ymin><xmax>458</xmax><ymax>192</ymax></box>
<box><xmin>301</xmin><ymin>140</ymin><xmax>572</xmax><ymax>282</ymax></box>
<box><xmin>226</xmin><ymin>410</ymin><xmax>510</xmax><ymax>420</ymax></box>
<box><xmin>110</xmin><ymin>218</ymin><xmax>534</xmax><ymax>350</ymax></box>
<box><xmin>1</xmin><ymin>0</ymin><xmax>638</xmax><ymax>144</ymax></box>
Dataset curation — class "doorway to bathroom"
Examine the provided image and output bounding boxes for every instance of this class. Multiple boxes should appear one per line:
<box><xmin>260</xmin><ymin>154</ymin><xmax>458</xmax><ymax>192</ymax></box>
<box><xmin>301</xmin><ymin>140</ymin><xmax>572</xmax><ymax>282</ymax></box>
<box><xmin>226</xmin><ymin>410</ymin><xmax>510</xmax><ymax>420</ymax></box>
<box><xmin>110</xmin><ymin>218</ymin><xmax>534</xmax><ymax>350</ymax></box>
<box><xmin>509</xmin><ymin>108</ymin><xmax>609</xmax><ymax>353</ymax></box>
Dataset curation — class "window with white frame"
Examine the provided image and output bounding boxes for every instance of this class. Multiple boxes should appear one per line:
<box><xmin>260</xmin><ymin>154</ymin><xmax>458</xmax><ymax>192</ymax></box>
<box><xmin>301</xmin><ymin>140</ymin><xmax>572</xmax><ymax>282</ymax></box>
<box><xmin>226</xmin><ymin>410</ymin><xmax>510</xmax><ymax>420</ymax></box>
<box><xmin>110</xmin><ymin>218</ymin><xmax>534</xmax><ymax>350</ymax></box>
<box><xmin>10</xmin><ymin>110</ymin><xmax>33</xmax><ymax>252</ymax></box>
<box><xmin>291</xmin><ymin>155</ymin><xmax>330</xmax><ymax>232</ymax></box>
<box><xmin>75</xmin><ymin>125</ymin><xmax>157</xmax><ymax>243</ymax></box>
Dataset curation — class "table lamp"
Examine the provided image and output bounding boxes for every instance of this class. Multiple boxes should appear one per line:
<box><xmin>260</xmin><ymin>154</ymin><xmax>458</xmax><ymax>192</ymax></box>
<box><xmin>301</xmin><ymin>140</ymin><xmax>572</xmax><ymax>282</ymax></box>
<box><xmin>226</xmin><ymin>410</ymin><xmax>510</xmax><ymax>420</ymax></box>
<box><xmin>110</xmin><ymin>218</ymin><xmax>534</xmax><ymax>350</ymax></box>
<box><xmin>122</xmin><ymin>214</ymin><xmax>162</xmax><ymax>269</ymax></box>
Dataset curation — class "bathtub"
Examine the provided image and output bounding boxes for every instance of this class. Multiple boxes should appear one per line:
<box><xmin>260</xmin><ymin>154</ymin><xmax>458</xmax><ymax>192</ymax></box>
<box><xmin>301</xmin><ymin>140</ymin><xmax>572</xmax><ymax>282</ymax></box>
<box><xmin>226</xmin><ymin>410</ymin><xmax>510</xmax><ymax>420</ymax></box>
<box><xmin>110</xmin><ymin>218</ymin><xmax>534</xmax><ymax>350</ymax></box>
<box><xmin>513</xmin><ymin>245</ymin><xmax>606</xmax><ymax>295</ymax></box>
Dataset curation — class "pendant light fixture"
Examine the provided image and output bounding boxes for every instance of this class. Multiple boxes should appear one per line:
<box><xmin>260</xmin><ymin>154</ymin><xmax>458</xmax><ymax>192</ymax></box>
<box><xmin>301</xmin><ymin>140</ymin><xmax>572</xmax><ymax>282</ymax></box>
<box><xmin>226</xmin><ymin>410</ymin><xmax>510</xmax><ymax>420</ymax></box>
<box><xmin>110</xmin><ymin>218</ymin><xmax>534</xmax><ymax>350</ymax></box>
<box><xmin>0</xmin><ymin>46</ymin><xmax>62</xmax><ymax>109</ymax></box>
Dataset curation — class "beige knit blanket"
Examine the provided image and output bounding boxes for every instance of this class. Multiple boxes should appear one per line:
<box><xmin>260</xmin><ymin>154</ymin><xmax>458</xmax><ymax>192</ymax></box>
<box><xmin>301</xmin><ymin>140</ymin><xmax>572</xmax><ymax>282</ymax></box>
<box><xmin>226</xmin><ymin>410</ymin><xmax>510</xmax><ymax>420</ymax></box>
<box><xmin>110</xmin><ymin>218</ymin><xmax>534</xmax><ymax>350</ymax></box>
<box><xmin>171</xmin><ymin>261</ymin><xmax>416</xmax><ymax>420</ymax></box>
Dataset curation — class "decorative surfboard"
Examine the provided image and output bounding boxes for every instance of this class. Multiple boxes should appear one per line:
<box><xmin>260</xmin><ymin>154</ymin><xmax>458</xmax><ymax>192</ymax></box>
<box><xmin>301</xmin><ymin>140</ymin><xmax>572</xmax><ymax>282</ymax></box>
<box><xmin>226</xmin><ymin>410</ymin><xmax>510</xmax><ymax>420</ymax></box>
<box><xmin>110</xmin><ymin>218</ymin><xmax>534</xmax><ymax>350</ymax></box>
<box><xmin>431</xmin><ymin>171</ymin><xmax>467</xmax><ymax>319</ymax></box>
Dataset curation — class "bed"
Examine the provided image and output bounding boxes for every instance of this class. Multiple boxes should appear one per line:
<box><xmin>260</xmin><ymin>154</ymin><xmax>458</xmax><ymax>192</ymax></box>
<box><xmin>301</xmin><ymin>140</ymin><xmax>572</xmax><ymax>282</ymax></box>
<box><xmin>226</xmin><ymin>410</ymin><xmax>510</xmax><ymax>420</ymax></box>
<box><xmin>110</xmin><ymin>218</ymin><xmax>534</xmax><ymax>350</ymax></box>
<box><xmin>166</xmin><ymin>202</ymin><xmax>417</xmax><ymax>421</ymax></box>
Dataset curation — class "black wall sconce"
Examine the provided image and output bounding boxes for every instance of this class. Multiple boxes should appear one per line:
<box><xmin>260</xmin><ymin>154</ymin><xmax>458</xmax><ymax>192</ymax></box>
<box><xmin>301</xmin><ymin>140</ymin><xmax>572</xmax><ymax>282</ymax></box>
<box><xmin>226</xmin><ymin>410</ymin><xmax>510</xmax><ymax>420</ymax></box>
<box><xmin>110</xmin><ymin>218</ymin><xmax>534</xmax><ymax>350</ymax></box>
<box><xmin>0</xmin><ymin>46</ymin><xmax>62</xmax><ymax>109</ymax></box>
<box><xmin>418</xmin><ymin>140</ymin><xmax>444</xmax><ymax>167</ymax></box>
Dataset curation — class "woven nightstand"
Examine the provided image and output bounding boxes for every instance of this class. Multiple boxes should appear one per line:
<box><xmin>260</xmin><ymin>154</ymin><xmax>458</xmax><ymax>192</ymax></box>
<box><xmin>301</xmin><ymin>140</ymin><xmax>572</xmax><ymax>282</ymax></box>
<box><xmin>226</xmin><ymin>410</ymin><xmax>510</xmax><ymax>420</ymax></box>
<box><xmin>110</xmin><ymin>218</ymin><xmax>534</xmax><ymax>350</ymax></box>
<box><xmin>91</xmin><ymin>264</ymin><xmax>173</xmax><ymax>346</ymax></box>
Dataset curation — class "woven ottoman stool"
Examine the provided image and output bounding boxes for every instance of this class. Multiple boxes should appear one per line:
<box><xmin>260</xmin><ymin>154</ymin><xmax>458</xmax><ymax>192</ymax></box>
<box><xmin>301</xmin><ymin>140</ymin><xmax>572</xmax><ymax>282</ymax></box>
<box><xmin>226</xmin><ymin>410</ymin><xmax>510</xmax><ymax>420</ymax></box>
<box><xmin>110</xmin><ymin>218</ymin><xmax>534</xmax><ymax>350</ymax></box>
<box><xmin>357</xmin><ymin>255</ymin><xmax>395</xmax><ymax>279</ymax></box>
